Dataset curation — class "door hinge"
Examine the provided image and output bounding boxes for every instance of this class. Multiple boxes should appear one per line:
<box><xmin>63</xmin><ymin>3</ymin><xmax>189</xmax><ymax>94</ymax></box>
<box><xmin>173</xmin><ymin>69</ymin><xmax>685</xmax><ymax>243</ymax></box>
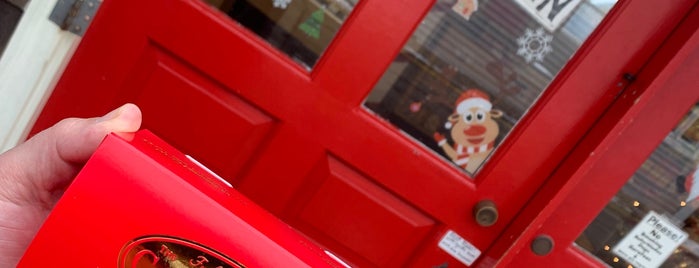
<box><xmin>49</xmin><ymin>0</ymin><xmax>102</xmax><ymax>36</ymax></box>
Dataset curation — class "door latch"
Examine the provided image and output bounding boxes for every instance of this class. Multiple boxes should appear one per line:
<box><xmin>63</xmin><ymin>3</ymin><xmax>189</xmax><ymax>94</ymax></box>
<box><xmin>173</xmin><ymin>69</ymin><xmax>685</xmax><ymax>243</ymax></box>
<box><xmin>49</xmin><ymin>0</ymin><xmax>102</xmax><ymax>36</ymax></box>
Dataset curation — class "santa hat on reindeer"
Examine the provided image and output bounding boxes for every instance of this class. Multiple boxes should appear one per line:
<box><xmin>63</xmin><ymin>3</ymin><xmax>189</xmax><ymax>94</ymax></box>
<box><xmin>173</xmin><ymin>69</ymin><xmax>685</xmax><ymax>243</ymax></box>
<box><xmin>445</xmin><ymin>89</ymin><xmax>493</xmax><ymax>129</ymax></box>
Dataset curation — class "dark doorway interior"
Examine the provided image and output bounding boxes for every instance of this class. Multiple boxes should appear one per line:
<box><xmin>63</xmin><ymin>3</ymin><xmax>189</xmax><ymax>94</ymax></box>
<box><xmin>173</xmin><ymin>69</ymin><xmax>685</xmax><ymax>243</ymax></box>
<box><xmin>0</xmin><ymin>0</ymin><xmax>27</xmax><ymax>58</ymax></box>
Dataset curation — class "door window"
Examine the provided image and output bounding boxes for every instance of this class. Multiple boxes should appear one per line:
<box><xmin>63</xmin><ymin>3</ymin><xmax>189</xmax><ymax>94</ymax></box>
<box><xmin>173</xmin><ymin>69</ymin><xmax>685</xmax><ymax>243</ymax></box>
<box><xmin>577</xmin><ymin>103</ymin><xmax>699</xmax><ymax>268</ymax></box>
<box><xmin>363</xmin><ymin>0</ymin><xmax>616</xmax><ymax>176</ymax></box>
<box><xmin>204</xmin><ymin>0</ymin><xmax>357</xmax><ymax>70</ymax></box>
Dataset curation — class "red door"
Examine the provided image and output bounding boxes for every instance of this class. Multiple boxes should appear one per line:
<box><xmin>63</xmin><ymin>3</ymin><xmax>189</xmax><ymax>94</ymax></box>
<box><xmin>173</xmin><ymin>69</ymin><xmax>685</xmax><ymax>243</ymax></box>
<box><xmin>498</xmin><ymin>6</ymin><xmax>699</xmax><ymax>267</ymax></box>
<box><xmin>30</xmin><ymin>0</ymin><xmax>697</xmax><ymax>267</ymax></box>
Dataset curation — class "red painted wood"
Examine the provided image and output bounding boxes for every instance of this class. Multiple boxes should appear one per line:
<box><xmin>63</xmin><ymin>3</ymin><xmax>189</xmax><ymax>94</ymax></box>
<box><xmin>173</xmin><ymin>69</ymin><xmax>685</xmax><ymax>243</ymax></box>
<box><xmin>28</xmin><ymin>0</ymin><xmax>695</xmax><ymax>266</ymax></box>
<box><xmin>288</xmin><ymin>156</ymin><xmax>435</xmax><ymax>267</ymax></box>
<box><xmin>495</xmin><ymin>5</ymin><xmax>699</xmax><ymax>267</ymax></box>
<box><xmin>122</xmin><ymin>47</ymin><xmax>276</xmax><ymax>180</ymax></box>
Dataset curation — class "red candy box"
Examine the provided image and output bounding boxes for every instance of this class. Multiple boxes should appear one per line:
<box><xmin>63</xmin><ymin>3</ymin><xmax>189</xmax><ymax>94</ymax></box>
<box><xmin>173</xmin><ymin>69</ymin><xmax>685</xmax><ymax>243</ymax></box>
<box><xmin>19</xmin><ymin>130</ymin><xmax>348</xmax><ymax>268</ymax></box>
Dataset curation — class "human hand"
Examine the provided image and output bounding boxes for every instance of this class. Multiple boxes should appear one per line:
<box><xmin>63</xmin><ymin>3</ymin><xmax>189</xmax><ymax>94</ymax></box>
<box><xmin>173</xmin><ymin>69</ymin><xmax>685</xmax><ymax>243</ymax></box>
<box><xmin>0</xmin><ymin>103</ymin><xmax>142</xmax><ymax>266</ymax></box>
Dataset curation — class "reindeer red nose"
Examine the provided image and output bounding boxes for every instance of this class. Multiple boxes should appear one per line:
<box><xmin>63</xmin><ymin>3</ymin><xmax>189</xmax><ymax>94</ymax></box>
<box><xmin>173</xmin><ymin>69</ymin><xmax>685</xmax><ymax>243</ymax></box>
<box><xmin>464</xmin><ymin>125</ymin><xmax>486</xmax><ymax>136</ymax></box>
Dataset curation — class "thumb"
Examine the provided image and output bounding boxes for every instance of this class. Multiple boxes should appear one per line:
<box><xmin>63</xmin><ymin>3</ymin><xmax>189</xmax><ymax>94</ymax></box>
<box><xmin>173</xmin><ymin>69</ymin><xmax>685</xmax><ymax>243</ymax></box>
<box><xmin>0</xmin><ymin>103</ymin><xmax>142</xmax><ymax>204</ymax></box>
<box><xmin>53</xmin><ymin>103</ymin><xmax>142</xmax><ymax>164</ymax></box>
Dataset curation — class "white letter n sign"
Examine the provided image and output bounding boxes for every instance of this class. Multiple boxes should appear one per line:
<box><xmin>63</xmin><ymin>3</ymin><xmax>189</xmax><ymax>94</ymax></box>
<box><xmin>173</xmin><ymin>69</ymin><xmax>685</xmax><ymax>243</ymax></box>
<box><xmin>514</xmin><ymin>0</ymin><xmax>583</xmax><ymax>31</ymax></box>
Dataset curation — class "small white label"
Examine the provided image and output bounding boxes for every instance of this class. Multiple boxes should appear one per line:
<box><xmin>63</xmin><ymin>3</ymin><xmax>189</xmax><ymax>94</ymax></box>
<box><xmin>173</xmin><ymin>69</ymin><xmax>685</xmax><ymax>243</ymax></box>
<box><xmin>613</xmin><ymin>211</ymin><xmax>688</xmax><ymax>268</ymax></box>
<box><xmin>438</xmin><ymin>230</ymin><xmax>481</xmax><ymax>266</ymax></box>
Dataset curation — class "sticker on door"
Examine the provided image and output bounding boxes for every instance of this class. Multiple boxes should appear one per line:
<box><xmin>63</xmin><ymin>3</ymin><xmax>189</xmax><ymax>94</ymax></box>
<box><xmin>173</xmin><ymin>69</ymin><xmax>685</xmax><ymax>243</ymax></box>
<box><xmin>438</xmin><ymin>230</ymin><xmax>481</xmax><ymax>266</ymax></box>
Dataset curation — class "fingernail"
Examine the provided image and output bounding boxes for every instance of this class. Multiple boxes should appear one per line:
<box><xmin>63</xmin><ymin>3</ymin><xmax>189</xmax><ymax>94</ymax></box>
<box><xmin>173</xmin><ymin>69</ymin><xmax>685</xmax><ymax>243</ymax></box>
<box><xmin>97</xmin><ymin>104</ymin><xmax>127</xmax><ymax>123</ymax></box>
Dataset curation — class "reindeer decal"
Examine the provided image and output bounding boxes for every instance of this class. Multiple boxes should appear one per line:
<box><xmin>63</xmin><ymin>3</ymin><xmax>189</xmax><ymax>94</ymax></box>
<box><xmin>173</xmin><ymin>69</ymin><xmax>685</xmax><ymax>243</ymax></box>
<box><xmin>434</xmin><ymin>89</ymin><xmax>502</xmax><ymax>173</ymax></box>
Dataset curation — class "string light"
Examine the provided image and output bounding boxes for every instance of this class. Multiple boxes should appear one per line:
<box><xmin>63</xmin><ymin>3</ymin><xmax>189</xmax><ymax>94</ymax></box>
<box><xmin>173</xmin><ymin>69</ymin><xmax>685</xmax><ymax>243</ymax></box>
<box><xmin>633</xmin><ymin>201</ymin><xmax>640</xmax><ymax>207</ymax></box>
<box><xmin>604</xmin><ymin>245</ymin><xmax>610</xmax><ymax>251</ymax></box>
<box><xmin>681</xmin><ymin>201</ymin><xmax>687</xmax><ymax>207</ymax></box>
<box><xmin>628</xmin><ymin>265</ymin><xmax>633</xmax><ymax>268</ymax></box>
<box><xmin>613</xmin><ymin>257</ymin><xmax>619</xmax><ymax>263</ymax></box>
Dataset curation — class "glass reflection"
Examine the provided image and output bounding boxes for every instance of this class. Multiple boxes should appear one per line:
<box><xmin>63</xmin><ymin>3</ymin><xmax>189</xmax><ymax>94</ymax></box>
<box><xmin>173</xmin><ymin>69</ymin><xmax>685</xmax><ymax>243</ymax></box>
<box><xmin>364</xmin><ymin>0</ymin><xmax>615</xmax><ymax>176</ymax></box>
<box><xmin>204</xmin><ymin>0</ymin><xmax>357</xmax><ymax>69</ymax></box>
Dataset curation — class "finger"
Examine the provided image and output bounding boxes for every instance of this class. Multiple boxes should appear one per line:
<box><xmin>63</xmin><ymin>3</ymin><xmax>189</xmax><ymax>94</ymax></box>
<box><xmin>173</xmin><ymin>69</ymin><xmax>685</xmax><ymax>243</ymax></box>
<box><xmin>0</xmin><ymin>103</ymin><xmax>142</xmax><ymax>204</ymax></box>
<box><xmin>54</xmin><ymin>103</ymin><xmax>142</xmax><ymax>164</ymax></box>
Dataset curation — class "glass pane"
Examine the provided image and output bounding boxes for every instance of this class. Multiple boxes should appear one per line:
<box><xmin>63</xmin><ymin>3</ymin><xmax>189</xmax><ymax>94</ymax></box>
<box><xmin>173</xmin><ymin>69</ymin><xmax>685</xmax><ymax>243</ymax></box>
<box><xmin>364</xmin><ymin>0</ymin><xmax>616</xmax><ymax>176</ymax></box>
<box><xmin>576</xmin><ymin>103</ymin><xmax>699</xmax><ymax>268</ymax></box>
<box><xmin>204</xmin><ymin>0</ymin><xmax>357</xmax><ymax>70</ymax></box>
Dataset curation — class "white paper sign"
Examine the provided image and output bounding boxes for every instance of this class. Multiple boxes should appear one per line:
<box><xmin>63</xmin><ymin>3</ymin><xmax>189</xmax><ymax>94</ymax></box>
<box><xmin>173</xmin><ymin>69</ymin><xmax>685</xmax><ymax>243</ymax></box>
<box><xmin>438</xmin><ymin>230</ymin><xmax>481</xmax><ymax>266</ymax></box>
<box><xmin>513</xmin><ymin>0</ymin><xmax>582</xmax><ymax>31</ymax></box>
<box><xmin>612</xmin><ymin>211</ymin><xmax>688</xmax><ymax>268</ymax></box>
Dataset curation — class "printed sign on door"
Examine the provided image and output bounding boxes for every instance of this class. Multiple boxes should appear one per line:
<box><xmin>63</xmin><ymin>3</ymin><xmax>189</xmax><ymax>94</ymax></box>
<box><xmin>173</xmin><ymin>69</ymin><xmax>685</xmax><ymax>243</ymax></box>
<box><xmin>513</xmin><ymin>0</ymin><xmax>582</xmax><ymax>31</ymax></box>
<box><xmin>612</xmin><ymin>211</ymin><xmax>688</xmax><ymax>268</ymax></box>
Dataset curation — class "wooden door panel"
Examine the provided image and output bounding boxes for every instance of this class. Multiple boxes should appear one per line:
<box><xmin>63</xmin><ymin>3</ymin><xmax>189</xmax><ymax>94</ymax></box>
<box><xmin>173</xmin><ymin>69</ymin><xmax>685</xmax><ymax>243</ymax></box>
<box><xmin>236</xmin><ymin>126</ymin><xmax>439</xmax><ymax>266</ymax></box>
<box><xmin>123</xmin><ymin>47</ymin><xmax>277</xmax><ymax>180</ymax></box>
<box><xmin>285</xmin><ymin>156</ymin><xmax>436</xmax><ymax>267</ymax></box>
<box><xmin>235</xmin><ymin>125</ymin><xmax>327</xmax><ymax>214</ymax></box>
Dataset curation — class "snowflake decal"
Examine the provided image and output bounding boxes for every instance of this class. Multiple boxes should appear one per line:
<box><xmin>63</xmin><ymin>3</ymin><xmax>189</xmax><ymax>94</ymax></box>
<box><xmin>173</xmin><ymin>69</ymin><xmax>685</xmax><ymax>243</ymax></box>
<box><xmin>273</xmin><ymin>0</ymin><xmax>292</xmax><ymax>9</ymax></box>
<box><xmin>516</xmin><ymin>28</ymin><xmax>553</xmax><ymax>63</ymax></box>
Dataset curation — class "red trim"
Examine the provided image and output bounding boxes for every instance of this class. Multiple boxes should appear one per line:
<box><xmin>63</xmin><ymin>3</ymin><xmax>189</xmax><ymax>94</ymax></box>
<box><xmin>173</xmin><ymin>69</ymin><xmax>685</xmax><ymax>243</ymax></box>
<box><xmin>491</xmin><ymin>3</ymin><xmax>699</xmax><ymax>266</ymax></box>
<box><xmin>314</xmin><ymin>0</ymin><xmax>434</xmax><ymax>106</ymax></box>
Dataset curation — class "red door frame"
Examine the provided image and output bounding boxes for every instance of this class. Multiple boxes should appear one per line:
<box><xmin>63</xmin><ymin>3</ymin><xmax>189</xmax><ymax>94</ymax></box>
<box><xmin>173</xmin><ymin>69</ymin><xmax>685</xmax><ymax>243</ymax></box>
<box><xmin>488</xmin><ymin>4</ymin><xmax>699</xmax><ymax>266</ymax></box>
<box><xmin>29</xmin><ymin>0</ymin><xmax>698</xmax><ymax>266</ymax></box>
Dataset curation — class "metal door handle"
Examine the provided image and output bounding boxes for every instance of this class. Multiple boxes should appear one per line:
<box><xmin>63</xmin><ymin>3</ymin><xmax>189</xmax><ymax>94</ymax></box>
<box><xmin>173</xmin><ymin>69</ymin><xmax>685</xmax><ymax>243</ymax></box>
<box><xmin>473</xmin><ymin>200</ymin><xmax>498</xmax><ymax>227</ymax></box>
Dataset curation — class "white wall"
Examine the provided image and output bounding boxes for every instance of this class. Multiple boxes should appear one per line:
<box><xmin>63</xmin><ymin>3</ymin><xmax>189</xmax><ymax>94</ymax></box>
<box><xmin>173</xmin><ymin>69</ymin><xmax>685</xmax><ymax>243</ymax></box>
<box><xmin>0</xmin><ymin>0</ymin><xmax>79</xmax><ymax>152</ymax></box>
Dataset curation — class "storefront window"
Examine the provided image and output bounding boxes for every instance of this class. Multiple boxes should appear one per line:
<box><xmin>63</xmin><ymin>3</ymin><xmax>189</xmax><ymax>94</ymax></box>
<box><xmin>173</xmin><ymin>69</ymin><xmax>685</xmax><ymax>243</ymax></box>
<box><xmin>577</xmin><ymin>103</ymin><xmax>699</xmax><ymax>268</ymax></box>
<box><xmin>363</xmin><ymin>0</ymin><xmax>616</xmax><ymax>176</ymax></box>
<box><xmin>204</xmin><ymin>0</ymin><xmax>357</xmax><ymax>70</ymax></box>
